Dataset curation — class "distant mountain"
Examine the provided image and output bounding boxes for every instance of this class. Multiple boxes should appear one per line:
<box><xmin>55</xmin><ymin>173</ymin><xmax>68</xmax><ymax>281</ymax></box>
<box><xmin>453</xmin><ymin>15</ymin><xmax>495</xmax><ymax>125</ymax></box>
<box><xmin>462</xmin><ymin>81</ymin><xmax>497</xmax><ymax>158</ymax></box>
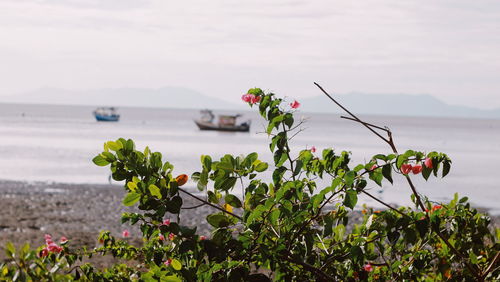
<box><xmin>1</xmin><ymin>86</ymin><xmax>244</xmax><ymax>110</ymax></box>
<box><xmin>2</xmin><ymin>87</ymin><xmax>499</xmax><ymax>119</ymax></box>
<box><xmin>300</xmin><ymin>92</ymin><xmax>500</xmax><ymax>119</ymax></box>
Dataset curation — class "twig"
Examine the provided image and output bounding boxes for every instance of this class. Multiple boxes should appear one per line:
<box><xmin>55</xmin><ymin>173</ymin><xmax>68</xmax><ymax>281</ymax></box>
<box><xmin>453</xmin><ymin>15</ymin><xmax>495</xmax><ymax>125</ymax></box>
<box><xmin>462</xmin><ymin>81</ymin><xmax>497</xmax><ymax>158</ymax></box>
<box><xmin>361</xmin><ymin>190</ymin><xmax>409</xmax><ymax>219</ymax></box>
<box><xmin>482</xmin><ymin>250</ymin><xmax>500</xmax><ymax>279</ymax></box>
<box><xmin>178</xmin><ymin>188</ymin><xmax>242</xmax><ymax>220</ymax></box>
<box><xmin>281</xmin><ymin>252</ymin><xmax>335</xmax><ymax>281</ymax></box>
<box><xmin>181</xmin><ymin>203</ymin><xmax>206</xmax><ymax>209</ymax></box>
<box><xmin>340</xmin><ymin>116</ymin><xmax>389</xmax><ymax>132</ymax></box>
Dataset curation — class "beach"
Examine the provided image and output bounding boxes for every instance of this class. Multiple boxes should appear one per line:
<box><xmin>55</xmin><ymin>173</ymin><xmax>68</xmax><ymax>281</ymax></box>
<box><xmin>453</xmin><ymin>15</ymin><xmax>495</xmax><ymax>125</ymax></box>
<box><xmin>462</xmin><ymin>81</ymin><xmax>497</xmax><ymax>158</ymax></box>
<box><xmin>1</xmin><ymin>179</ymin><xmax>498</xmax><ymax>268</ymax></box>
<box><xmin>0</xmin><ymin>180</ymin><xmax>220</xmax><ymax>266</ymax></box>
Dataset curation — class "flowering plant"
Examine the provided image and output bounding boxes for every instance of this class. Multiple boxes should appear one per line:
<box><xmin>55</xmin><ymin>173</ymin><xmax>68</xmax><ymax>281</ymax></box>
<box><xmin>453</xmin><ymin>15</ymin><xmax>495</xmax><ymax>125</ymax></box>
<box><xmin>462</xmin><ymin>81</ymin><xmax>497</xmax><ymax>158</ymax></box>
<box><xmin>1</xmin><ymin>86</ymin><xmax>499</xmax><ymax>281</ymax></box>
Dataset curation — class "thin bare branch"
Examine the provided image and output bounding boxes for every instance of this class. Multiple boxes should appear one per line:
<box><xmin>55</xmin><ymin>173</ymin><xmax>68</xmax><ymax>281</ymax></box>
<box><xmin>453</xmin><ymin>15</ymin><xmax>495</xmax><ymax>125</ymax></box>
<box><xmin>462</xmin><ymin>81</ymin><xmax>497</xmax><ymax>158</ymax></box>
<box><xmin>178</xmin><ymin>188</ymin><xmax>242</xmax><ymax>220</ymax></box>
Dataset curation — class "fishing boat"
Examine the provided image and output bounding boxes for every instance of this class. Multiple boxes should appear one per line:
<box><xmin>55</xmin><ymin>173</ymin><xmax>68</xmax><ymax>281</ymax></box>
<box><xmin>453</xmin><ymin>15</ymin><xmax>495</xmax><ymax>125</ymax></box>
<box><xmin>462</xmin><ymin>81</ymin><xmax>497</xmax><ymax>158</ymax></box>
<box><xmin>93</xmin><ymin>107</ymin><xmax>120</xmax><ymax>122</ymax></box>
<box><xmin>194</xmin><ymin>110</ymin><xmax>250</xmax><ymax>132</ymax></box>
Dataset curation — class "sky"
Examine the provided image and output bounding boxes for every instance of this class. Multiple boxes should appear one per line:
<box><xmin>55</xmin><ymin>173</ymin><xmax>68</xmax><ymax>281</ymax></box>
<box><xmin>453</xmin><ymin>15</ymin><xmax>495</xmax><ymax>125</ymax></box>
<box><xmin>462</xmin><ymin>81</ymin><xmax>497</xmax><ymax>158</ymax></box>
<box><xmin>0</xmin><ymin>0</ymin><xmax>499</xmax><ymax>109</ymax></box>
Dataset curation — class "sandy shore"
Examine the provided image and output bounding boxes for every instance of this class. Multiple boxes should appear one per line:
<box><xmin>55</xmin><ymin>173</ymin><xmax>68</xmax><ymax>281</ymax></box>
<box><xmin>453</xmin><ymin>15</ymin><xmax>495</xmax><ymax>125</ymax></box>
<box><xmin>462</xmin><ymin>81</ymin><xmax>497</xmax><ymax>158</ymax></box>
<box><xmin>0</xmin><ymin>179</ymin><xmax>497</xmax><ymax>268</ymax></box>
<box><xmin>0</xmin><ymin>180</ymin><xmax>219</xmax><ymax>266</ymax></box>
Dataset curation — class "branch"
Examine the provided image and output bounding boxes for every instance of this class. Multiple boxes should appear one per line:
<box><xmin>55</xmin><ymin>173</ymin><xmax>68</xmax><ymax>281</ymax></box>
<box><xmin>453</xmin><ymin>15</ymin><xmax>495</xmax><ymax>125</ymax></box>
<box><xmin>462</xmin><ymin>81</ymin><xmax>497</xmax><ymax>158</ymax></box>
<box><xmin>340</xmin><ymin>116</ymin><xmax>390</xmax><ymax>132</ymax></box>
<box><xmin>481</xmin><ymin>250</ymin><xmax>500</xmax><ymax>279</ymax></box>
<box><xmin>178</xmin><ymin>188</ymin><xmax>242</xmax><ymax>220</ymax></box>
<box><xmin>361</xmin><ymin>190</ymin><xmax>409</xmax><ymax>219</ymax></box>
<box><xmin>281</xmin><ymin>252</ymin><xmax>335</xmax><ymax>281</ymax></box>
<box><xmin>315</xmin><ymin>82</ymin><xmax>482</xmax><ymax>278</ymax></box>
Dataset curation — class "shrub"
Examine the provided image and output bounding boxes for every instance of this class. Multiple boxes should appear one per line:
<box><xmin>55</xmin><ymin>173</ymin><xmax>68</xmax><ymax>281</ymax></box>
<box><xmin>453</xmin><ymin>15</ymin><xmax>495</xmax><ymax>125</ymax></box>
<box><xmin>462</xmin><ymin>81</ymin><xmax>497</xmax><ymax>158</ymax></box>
<box><xmin>1</xmin><ymin>86</ymin><xmax>499</xmax><ymax>281</ymax></box>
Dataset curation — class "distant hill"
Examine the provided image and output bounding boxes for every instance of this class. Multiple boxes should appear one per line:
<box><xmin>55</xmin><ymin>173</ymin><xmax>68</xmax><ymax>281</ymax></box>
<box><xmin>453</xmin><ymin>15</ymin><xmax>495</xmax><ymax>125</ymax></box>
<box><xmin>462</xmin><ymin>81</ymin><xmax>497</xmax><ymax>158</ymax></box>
<box><xmin>300</xmin><ymin>92</ymin><xmax>500</xmax><ymax>119</ymax></box>
<box><xmin>0</xmin><ymin>86</ymin><xmax>244</xmax><ymax>110</ymax></box>
<box><xmin>2</xmin><ymin>87</ymin><xmax>499</xmax><ymax>119</ymax></box>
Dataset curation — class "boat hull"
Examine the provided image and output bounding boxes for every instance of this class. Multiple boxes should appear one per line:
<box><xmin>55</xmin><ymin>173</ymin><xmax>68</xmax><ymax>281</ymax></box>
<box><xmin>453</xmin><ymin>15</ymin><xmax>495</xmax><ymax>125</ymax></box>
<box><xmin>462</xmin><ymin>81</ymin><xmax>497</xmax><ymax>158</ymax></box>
<box><xmin>194</xmin><ymin>120</ymin><xmax>250</xmax><ymax>132</ymax></box>
<box><xmin>94</xmin><ymin>114</ymin><xmax>120</xmax><ymax>122</ymax></box>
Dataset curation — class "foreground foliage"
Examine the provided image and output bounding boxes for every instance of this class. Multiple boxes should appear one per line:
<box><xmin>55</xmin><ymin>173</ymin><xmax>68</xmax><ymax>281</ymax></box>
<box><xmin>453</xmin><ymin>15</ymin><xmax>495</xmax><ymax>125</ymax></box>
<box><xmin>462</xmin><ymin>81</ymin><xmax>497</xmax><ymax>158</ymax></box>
<box><xmin>2</xmin><ymin>86</ymin><xmax>499</xmax><ymax>281</ymax></box>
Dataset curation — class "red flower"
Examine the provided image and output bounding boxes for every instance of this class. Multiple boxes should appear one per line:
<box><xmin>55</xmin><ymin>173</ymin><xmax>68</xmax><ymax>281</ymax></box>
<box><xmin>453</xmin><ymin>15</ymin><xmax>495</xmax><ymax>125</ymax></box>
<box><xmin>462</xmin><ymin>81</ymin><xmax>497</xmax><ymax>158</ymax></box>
<box><xmin>159</xmin><ymin>234</ymin><xmax>165</xmax><ymax>241</ymax></box>
<box><xmin>401</xmin><ymin>163</ymin><xmax>412</xmax><ymax>174</ymax></box>
<box><xmin>47</xmin><ymin>243</ymin><xmax>62</xmax><ymax>253</ymax></box>
<box><xmin>412</xmin><ymin>164</ymin><xmax>423</xmax><ymax>174</ymax></box>
<box><xmin>60</xmin><ymin>236</ymin><xmax>68</xmax><ymax>244</ymax></box>
<box><xmin>199</xmin><ymin>235</ymin><xmax>207</xmax><ymax>241</ymax></box>
<box><xmin>162</xmin><ymin>219</ymin><xmax>171</xmax><ymax>226</ymax></box>
<box><xmin>370</xmin><ymin>164</ymin><xmax>378</xmax><ymax>171</ymax></box>
<box><xmin>364</xmin><ymin>264</ymin><xmax>373</xmax><ymax>272</ymax></box>
<box><xmin>310</xmin><ymin>146</ymin><xmax>316</xmax><ymax>153</ymax></box>
<box><xmin>164</xmin><ymin>258</ymin><xmax>172</xmax><ymax>266</ymax></box>
<box><xmin>169</xmin><ymin>233</ymin><xmax>175</xmax><ymax>241</ymax></box>
<box><xmin>290</xmin><ymin>100</ymin><xmax>300</xmax><ymax>109</ymax></box>
<box><xmin>39</xmin><ymin>248</ymin><xmax>49</xmax><ymax>258</ymax></box>
<box><xmin>250</xmin><ymin>95</ymin><xmax>261</xmax><ymax>104</ymax></box>
<box><xmin>424</xmin><ymin>158</ymin><xmax>433</xmax><ymax>169</ymax></box>
<box><xmin>432</xmin><ymin>205</ymin><xmax>442</xmax><ymax>212</ymax></box>
<box><xmin>241</xmin><ymin>94</ymin><xmax>252</xmax><ymax>103</ymax></box>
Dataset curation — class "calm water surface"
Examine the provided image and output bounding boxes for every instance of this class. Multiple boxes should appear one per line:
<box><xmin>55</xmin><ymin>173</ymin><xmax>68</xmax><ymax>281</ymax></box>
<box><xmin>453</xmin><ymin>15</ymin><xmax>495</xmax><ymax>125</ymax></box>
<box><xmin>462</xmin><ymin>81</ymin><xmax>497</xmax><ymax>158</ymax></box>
<box><xmin>0</xmin><ymin>103</ymin><xmax>498</xmax><ymax>213</ymax></box>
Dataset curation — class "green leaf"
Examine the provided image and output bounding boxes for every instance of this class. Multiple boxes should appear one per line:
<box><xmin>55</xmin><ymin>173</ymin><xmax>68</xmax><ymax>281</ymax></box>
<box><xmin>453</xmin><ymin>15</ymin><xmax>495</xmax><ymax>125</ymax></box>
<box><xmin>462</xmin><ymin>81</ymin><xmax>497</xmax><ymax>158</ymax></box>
<box><xmin>350</xmin><ymin>246</ymin><xmax>363</xmax><ymax>263</ymax></box>
<box><xmin>167</xmin><ymin>196</ymin><xmax>183</xmax><ymax>214</ymax></box>
<box><xmin>206</xmin><ymin>214</ymin><xmax>230</xmax><ymax>228</ymax></box>
<box><xmin>127</xmin><ymin>182</ymin><xmax>138</xmax><ymax>191</ymax></box>
<box><xmin>202</xmin><ymin>155</ymin><xmax>212</xmax><ymax>170</ymax></box>
<box><xmin>343</xmin><ymin>189</ymin><xmax>358</xmax><ymax>209</ymax></box>
<box><xmin>5</xmin><ymin>242</ymin><xmax>15</xmax><ymax>258</ymax></box>
<box><xmin>106</xmin><ymin>141</ymin><xmax>123</xmax><ymax>151</ymax></box>
<box><xmin>92</xmin><ymin>155</ymin><xmax>109</xmax><ymax>166</ymax></box>
<box><xmin>225</xmin><ymin>194</ymin><xmax>242</xmax><ymax>208</ymax></box>
<box><xmin>243</xmin><ymin>153</ymin><xmax>258</xmax><ymax>168</ymax></box>
<box><xmin>442</xmin><ymin>161</ymin><xmax>451</xmax><ymax>177</ymax></box>
<box><xmin>171</xmin><ymin>259</ymin><xmax>182</xmax><ymax>271</ymax></box>
<box><xmin>162</xmin><ymin>276</ymin><xmax>182</xmax><ymax>282</ymax></box>
<box><xmin>215</xmin><ymin>177</ymin><xmax>237</xmax><ymax>191</ymax></box>
<box><xmin>123</xmin><ymin>192</ymin><xmax>141</xmax><ymax>206</ymax></box>
<box><xmin>148</xmin><ymin>184</ymin><xmax>162</xmax><ymax>199</ymax></box>
<box><xmin>254</xmin><ymin>162</ymin><xmax>268</xmax><ymax>172</ymax></box>
<box><xmin>344</xmin><ymin>171</ymin><xmax>356</xmax><ymax>186</ymax></box>
<box><xmin>382</xmin><ymin>164</ymin><xmax>393</xmax><ymax>184</ymax></box>
<box><xmin>422</xmin><ymin>166</ymin><xmax>432</xmax><ymax>180</ymax></box>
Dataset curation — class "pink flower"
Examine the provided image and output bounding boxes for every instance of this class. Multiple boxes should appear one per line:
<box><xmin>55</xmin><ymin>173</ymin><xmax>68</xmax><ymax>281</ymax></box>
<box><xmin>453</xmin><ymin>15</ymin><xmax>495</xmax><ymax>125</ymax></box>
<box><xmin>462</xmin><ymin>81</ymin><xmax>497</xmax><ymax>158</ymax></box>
<box><xmin>122</xmin><ymin>230</ymin><xmax>130</xmax><ymax>238</ymax></box>
<box><xmin>47</xmin><ymin>243</ymin><xmax>62</xmax><ymax>253</ymax></box>
<box><xmin>162</xmin><ymin>219</ymin><xmax>171</xmax><ymax>226</ymax></box>
<box><xmin>310</xmin><ymin>146</ymin><xmax>316</xmax><ymax>153</ymax></box>
<box><xmin>424</xmin><ymin>158</ymin><xmax>433</xmax><ymax>169</ymax></box>
<box><xmin>44</xmin><ymin>234</ymin><xmax>53</xmax><ymax>244</ymax></box>
<box><xmin>250</xmin><ymin>95</ymin><xmax>261</xmax><ymax>104</ymax></box>
<box><xmin>363</xmin><ymin>264</ymin><xmax>373</xmax><ymax>272</ymax></box>
<box><xmin>60</xmin><ymin>236</ymin><xmax>68</xmax><ymax>244</ymax></box>
<box><xmin>412</xmin><ymin>164</ymin><xmax>423</xmax><ymax>174</ymax></box>
<box><xmin>370</xmin><ymin>164</ymin><xmax>378</xmax><ymax>171</ymax></box>
<box><xmin>164</xmin><ymin>258</ymin><xmax>172</xmax><ymax>266</ymax></box>
<box><xmin>39</xmin><ymin>248</ymin><xmax>49</xmax><ymax>258</ymax></box>
<box><xmin>241</xmin><ymin>94</ymin><xmax>252</xmax><ymax>103</ymax></box>
<box><xmin>169</xmin><ymin>233</ymin><xmax>175</xmax><ymax>241</ymax></box>
<box><xmin>199</xmin><ymin>235</ymin><xmax>206</xmax><ymax>241</ymax></box>
<box><xmin>401</xmin><ymin>163</ymin><xmax>412</xmax><ymax>174</ymax></box>
<box><xmin>159</xmin><ymin>234</ymin><xmax>165</xmax><ymax>241</ymax></box>
<box><xmin>290</xmin><ymin>100</ymin><xmax>300</xmax><ymax>109</ymax></box>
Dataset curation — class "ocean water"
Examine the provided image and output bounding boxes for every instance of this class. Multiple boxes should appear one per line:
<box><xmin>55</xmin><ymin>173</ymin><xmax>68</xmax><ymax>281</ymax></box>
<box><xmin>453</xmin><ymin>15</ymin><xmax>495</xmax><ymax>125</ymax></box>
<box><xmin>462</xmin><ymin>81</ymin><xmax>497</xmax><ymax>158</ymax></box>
<box><xmin>0</xmin><ymin>103</ymin><xmax>499</xmax><ymax>213</ymax></box>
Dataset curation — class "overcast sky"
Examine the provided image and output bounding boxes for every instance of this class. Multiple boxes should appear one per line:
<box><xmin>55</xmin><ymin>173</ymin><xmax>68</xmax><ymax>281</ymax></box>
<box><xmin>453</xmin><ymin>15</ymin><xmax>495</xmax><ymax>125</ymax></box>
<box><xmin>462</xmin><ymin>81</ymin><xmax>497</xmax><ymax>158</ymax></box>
<box><xmin>0</xmin><ymin>0</ymin><xmax>499</xmax><ymax>109</ymax></box>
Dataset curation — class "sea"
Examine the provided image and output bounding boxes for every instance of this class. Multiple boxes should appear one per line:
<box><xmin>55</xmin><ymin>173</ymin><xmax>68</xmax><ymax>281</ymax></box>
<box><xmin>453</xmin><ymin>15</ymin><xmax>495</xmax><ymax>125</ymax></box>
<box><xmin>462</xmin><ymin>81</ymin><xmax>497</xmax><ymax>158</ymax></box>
<box><xmin>0</xmin><ymin>103</ymin><xmax>499</xmax><ymax>214</ymax></box>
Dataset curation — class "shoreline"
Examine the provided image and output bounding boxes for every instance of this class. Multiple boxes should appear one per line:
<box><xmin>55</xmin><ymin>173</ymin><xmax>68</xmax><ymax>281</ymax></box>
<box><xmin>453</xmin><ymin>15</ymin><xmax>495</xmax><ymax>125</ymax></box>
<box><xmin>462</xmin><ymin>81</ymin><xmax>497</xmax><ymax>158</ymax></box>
<box><xmin>0</xmin><ymin>179</ymin><xmax>498</xmax><ymax>266</ymax></box>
